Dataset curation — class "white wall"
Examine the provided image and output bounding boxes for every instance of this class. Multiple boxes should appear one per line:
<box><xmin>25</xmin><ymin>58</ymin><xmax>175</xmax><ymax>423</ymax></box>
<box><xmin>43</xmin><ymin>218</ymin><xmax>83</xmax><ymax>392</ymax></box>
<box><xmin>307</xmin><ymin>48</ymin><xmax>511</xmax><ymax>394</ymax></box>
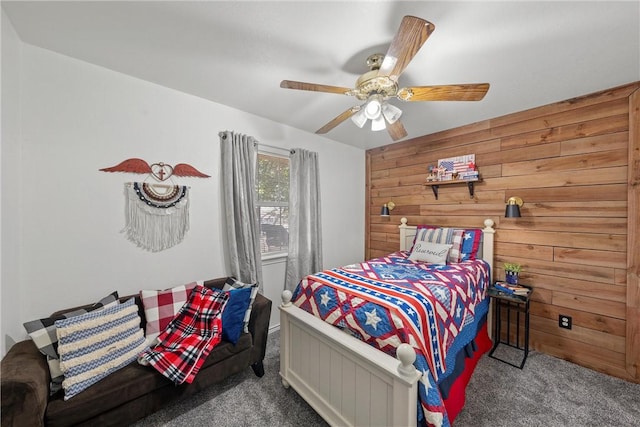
<box><xmin>1</xmin><ymin>36</ymin><xmax>365</xmax><ymax>352</ymax></box>
<box><xmin>1</xmin><ymin>10</ymin><xmax>24</xmax><ymax>355</ymax></box>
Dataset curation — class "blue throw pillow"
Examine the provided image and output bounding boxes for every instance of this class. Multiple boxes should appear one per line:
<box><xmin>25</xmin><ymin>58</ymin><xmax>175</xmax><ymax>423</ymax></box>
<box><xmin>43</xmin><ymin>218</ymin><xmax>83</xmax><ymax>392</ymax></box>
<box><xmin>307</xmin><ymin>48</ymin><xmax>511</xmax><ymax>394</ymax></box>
<box><xmin>217</xmin><ymin>286</ymin><xmax>252</xmax><ymax>345</ymax></box>
<box><xmin>223</xmin><ymin>278</ymin><xmax>259</xmax><ymax>333</ymax></box>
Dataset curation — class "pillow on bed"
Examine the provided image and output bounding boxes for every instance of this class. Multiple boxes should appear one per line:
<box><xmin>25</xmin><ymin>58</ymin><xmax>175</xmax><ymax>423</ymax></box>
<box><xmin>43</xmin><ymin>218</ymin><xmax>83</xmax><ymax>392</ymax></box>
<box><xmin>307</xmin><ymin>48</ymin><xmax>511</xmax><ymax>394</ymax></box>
<box><xmin>410</xmin><ymin>225</ymin><xmax>437</xmax><ymax>250</ymax></box>
<box><xmin>460</xmin><ymin>229</ymin><xmax>483</xmax><ymax>261</ymax></box>
<box><xmin>409</xmin><ymin>241</ymin><xmax>453</xmax><ymax>265</ymax></box>
<box><xmin>140</xmin><ymin>281</ymin><xmax>200</xmax><ymax>344</ymax></box>
<box><xmin>411</xmin><ymin>226</ymin><xmax>463</xmax><ymax>263</ymax></box>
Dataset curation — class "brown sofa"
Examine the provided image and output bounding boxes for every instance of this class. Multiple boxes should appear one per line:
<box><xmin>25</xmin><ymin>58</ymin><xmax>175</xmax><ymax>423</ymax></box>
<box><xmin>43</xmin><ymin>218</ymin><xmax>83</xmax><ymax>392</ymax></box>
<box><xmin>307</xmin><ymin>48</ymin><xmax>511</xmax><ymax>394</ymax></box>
<box><xmin>0</xmin><ymin>277</ymin><xmax>272</xmax><ymax>427</ymax></box>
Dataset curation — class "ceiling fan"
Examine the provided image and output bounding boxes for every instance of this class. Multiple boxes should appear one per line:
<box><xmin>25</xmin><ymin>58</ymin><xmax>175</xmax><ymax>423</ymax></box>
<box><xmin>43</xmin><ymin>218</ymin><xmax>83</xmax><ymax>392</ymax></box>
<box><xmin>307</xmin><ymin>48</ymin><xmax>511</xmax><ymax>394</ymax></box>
<box><xmin>280</xmin><ymin>16</ymin><xmax>490</xmax><ymax>141</ymax></box>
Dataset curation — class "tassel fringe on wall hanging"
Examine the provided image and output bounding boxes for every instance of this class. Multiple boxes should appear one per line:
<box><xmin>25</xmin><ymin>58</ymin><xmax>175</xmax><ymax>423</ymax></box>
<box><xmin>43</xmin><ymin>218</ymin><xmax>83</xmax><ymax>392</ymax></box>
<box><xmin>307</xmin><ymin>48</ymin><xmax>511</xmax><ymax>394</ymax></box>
<box><xmin>123</xmin><ymin>182</ymin><xmax>190</xmax><ymax>252</ymax></box>
<box><xmin>100</xmin><ymin>158</ymin><xmax>210</xmax><ymax>252</ymax></box>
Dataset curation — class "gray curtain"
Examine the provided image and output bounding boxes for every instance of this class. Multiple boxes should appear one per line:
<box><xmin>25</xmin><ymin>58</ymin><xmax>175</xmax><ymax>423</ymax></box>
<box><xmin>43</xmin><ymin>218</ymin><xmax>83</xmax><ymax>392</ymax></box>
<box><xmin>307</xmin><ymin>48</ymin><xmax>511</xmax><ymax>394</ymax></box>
<box><xmin>219</xmin><ymin>131</ymin><xmax>263</xmax><ymax>292</ymax></box>
<box><xmin>285</xmin><ymin>149</ymin><xmax>323</xmax><ymax>291</ymax></box>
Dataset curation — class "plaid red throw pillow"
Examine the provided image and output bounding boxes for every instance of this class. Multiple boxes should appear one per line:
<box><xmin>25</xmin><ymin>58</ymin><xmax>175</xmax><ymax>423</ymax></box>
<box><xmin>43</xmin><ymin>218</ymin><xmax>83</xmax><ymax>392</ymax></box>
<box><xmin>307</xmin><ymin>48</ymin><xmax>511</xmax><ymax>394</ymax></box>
<box><xmin>140</xmin><ymin>281</ymin><xmax>200</xmax><ymax>343</ymax></box>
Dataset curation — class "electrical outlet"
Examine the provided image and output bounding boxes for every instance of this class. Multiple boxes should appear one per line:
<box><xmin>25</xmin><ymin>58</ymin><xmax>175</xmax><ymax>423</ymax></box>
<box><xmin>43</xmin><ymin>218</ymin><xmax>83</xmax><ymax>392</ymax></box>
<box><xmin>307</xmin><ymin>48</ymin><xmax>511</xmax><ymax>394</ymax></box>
<box><xmin>559</xmin><ymin>314</ymin><xmax>572</xmax><ymax>329</ymax></box>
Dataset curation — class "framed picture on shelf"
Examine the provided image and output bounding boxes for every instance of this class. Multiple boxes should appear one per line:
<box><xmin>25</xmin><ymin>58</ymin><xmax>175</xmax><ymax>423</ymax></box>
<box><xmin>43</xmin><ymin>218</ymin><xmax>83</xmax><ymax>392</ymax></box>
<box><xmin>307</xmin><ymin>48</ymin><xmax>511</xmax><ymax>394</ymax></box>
<box><xmin>437</xmin><ymin>154</ymin><xmax>478</xmax><ymax>181</ymax></box>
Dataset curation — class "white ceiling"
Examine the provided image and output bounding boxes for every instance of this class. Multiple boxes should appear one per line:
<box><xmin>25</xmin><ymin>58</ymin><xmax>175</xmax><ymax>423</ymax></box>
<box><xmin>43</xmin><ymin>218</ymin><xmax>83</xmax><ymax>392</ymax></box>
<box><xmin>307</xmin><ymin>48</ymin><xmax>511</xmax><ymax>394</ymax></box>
<box><xmin>3</xmin><ymin>1</ymin><xmax>639</xmax><ymax>150</ymax></box>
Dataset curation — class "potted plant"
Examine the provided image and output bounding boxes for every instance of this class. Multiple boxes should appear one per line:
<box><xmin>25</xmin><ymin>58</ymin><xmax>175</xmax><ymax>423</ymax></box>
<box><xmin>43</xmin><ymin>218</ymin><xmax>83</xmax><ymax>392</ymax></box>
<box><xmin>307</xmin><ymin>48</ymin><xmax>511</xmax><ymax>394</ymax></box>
<box><xmin>504</xmin><ymin>262</ymin><xmax>522</xmax><ymax>285</ymax></box>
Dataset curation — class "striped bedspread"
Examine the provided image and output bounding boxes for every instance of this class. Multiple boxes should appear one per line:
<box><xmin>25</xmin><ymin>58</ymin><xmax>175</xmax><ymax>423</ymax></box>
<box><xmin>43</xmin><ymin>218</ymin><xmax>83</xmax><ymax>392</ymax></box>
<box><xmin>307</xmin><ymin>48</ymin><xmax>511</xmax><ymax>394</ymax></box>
<box><xmin>291</xmin><ymin>251</ymin><xmax>490</xmax><ymax>427</ymax></box>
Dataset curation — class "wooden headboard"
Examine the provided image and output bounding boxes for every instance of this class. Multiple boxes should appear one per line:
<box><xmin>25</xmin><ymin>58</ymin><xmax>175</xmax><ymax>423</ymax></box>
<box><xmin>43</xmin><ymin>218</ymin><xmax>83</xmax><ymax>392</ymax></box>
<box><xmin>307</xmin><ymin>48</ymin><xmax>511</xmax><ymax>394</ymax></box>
<box><xmin>398</xmin><ymin>217</ymin><xmax>495</xmax><ymax>283</ymax></box>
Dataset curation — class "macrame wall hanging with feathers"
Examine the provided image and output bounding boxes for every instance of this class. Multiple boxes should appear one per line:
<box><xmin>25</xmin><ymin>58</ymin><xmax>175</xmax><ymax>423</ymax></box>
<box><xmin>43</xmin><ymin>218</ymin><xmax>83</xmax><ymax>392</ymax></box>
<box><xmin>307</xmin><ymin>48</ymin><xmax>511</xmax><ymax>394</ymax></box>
<box><xmin>99</xmin><ymin>158</ymin><xmax>210</xmax><ymax>252</ymax></box>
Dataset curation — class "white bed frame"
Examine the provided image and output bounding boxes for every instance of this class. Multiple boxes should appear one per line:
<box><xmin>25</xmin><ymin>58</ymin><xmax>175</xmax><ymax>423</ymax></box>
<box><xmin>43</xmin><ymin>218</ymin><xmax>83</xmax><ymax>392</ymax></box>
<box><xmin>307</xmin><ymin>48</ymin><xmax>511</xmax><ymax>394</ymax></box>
<box><xmin>279</xmin><ymin>218</ymin><xmax>495</xmax><ymax>427</ymax></box>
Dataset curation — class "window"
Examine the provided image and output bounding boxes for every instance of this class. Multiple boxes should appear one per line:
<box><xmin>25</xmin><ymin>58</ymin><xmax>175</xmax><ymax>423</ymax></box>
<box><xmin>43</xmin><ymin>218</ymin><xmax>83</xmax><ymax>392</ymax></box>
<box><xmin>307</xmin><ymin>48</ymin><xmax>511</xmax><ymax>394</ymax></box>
<box><xmin>256</xmin><ymin>152</ymin><xmax>289</xmax><ymax>257</ymax></box>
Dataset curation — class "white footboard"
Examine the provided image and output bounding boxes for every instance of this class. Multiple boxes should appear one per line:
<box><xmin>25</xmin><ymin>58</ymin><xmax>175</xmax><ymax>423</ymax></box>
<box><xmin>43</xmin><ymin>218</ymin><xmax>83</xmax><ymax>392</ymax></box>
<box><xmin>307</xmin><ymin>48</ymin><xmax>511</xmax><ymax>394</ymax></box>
<box><xmin>279</xmin><ymin>290</ymin><xmax>421</xmax><ymax>427</ymax></box>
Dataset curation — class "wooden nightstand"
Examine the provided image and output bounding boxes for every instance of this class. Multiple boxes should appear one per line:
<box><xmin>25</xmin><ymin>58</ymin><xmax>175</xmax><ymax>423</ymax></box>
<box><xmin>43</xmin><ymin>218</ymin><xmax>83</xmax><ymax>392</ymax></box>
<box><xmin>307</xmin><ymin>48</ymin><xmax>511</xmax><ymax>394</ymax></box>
<box><xmin>487</xmin><ymin>283</ymin><xmax>532</xmax><ymax>369</ymax></box>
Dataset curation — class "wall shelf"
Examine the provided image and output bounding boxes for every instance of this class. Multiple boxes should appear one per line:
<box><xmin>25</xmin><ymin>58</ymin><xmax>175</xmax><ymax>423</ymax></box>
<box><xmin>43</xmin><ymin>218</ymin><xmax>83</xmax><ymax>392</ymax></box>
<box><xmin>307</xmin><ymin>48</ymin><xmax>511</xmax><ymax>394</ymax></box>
<box><xmin>424</xmin><ymin>178</ymin><xmax>480</xmax><ymax>200</ymax></box>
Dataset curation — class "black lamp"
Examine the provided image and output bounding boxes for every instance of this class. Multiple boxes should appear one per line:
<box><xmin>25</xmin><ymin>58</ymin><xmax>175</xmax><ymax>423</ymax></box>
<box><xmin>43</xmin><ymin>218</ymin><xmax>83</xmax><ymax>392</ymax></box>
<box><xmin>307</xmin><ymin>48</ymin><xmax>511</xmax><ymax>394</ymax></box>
<box><xmin>505</xmin><ymin>196</ymin><xmax>523</xmax><ymax>218</ymax></box>
<box><xmin>380</xmin><ymin>201</ymin><xmax>396</xmax><ymax>217</ymax></box>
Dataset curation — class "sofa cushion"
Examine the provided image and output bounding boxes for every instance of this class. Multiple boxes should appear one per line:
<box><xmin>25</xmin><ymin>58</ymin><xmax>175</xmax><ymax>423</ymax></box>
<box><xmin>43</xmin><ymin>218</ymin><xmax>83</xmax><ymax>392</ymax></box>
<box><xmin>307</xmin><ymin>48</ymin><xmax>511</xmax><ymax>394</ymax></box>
<box><xmin>46</xmin><ymin>353</ymin><xmax>174</xmax><ymax>425</ymax></box>
<box><xmin>139</xmin><ymin>281</ymin><xmax>199</xmax><ymax>344</ymax></box>
<box><xmin>44</xmin><ymin>332</ymin><xmax>252</xmax><ymax>426</ymax></box>
<box><xmin>22</xmin><ymin>291</ymin><xmax>119</xmax><ymax>395</ymax></box>
<box><xmin>55</xmin><ymin>298</ymin><xmax>148</xmax><ymax>400</ymax></box>
<box><xmin>223</xmin><ymin>278</ymin><xmax>258</xmax><ymax>333</ymax></box>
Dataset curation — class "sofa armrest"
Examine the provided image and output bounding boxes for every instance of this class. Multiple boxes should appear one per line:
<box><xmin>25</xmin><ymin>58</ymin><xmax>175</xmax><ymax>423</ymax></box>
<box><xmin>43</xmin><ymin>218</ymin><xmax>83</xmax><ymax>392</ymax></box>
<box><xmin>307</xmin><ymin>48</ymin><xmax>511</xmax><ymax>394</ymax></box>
<box><xmin>1</xmin><ymin>340</ymin><xmax>48</xmax><ymax>427</ymax></box>
<box><xmin>248</xmin><ymin>292</ymin><xmax>272</xmax><ymax>366</ymax></box>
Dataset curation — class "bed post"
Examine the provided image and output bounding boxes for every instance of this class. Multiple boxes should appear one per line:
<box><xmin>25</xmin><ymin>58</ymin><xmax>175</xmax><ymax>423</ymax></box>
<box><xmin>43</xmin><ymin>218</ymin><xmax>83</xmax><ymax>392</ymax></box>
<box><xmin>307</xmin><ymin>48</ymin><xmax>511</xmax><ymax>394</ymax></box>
<box><xmin>279</xmin><ymin>290</ymin><xmax>292</xmax><ymax>389</ymax></box>
<box><xmin>399</xmin><ymin>217</ymin><xmax>417</xmax><ymax>252</ymax></box>
<box><xmin>482</xmin><ymin>219</ymin><xmax>496</xmax><ymax>337</ymax></box>
<box><xmin>482</xmin><ymin>218</ymin><xmax>495</xmax><ymax>284</ymax></box>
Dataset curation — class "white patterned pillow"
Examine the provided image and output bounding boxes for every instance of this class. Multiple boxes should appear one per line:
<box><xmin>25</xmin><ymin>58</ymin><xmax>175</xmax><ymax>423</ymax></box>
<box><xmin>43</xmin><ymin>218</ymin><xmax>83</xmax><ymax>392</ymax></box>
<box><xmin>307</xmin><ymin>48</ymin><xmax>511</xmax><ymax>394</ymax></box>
<box><xmin>223</xmin><ymin>278</ymin><xmax>258</xmax><ymax>333</ymax></box>
<box><xmin>23</xmin><ymin>291</ymin><xmax>119</xmax><ymax>395</ymax></box>
<box><xmin>55</xmin><ymin>298</ymin><xmax>148</xmax><ymax>400</ymax></box>
<box><xmin>409</xmin><ymin>241</ymin><xmax>453</xmax><ymax>265</ymax></box>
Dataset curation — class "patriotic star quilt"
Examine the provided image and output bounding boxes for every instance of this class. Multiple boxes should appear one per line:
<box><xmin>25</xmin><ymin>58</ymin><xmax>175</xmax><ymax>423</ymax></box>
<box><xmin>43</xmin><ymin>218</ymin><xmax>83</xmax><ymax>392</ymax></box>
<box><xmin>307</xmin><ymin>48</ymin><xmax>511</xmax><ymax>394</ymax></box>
<box><xmin>291</xmin><ymin>251</ymin><xmax>490</xmax><ymax>427</ymax></box>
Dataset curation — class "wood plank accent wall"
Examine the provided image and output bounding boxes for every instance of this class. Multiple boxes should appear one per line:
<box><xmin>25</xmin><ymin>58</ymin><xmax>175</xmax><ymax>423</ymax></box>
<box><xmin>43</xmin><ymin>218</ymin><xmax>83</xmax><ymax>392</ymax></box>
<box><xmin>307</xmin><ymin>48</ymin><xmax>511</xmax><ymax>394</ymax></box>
<box><xmin>365</xmin><ymin>82</ymin><xmax>640</xmax><ymax>383</ymax></box>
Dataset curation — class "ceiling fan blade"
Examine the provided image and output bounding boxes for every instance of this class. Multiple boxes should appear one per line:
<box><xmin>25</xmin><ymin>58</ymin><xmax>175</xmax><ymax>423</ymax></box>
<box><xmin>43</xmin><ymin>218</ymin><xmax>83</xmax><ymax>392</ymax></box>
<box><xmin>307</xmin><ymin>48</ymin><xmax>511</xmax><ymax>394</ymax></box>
<box><xmin>386</xmin><ymin>118</ymin><xmax>408</xmax><ymax>141</ymax></box>
<box><xmin>280</xmin><ymin>80</ymin><xmax>352</xmax><ymax>95</ymax></box>
<box><xmin>316</xmin><ymin>107</ymin><xmax>360</xmax><ymax>134</ymax></box>
<box><xmin>397</xmin><ymin>83</ymin><xmax>490</xmax><ymax>101</ymax></box>
<box><xmin>377</xmin><ymin>16</ymin><xmax>435</xmax><ymax>82</ymax></box>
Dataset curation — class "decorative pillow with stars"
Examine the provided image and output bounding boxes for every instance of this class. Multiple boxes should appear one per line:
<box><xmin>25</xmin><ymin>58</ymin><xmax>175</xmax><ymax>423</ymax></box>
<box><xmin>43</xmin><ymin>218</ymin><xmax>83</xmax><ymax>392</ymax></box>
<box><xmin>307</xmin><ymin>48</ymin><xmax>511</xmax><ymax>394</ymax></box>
<box><xmin>459</xmin><ymin>229</ymin><xmax>482</xmax><ymax>261</ymax></box>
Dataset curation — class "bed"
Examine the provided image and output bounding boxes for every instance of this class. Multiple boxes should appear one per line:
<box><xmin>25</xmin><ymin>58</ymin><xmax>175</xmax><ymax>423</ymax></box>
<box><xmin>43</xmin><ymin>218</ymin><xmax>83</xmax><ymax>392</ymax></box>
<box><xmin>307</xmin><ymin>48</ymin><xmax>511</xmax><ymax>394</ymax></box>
<box><xmin>279</xmin><ymin>218</ymin><xmax>495</xmax><ymax>427</ymax></box>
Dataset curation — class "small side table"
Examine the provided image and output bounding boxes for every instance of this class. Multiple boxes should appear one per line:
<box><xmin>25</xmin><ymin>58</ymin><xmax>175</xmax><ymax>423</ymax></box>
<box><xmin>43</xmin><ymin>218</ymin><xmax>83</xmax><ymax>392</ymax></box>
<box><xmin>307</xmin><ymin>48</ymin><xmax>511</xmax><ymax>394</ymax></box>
<box><xmin>488</xmin><ymin>283</ymin><xmax>532</xmax><ymax>369</ymax></box>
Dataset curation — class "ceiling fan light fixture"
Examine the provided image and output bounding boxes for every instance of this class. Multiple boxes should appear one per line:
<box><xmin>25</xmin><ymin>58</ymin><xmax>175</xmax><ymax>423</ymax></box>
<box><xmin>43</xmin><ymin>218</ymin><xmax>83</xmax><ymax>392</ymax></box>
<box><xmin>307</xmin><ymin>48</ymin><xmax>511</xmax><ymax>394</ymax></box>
<box><xmin>382</xmin><ymin>103</ymin><xmax>402</xmax><ymax>124</ymax></box>
<box><xmin>364</xmin><ymin>95</ymin><xmax>383</xmax><ymax>120</ymax></box>
<box><xmin>281</xmin><ymin>16</ymin><xmax>490</xmax><ymax>142</ymax></box>
<box><xmin>351</xmin><ymin>108</ymin><xmax>367</xmax><ymax>128</ymax></box>
<box><xmin>371</xmin><ymin>114</ymin><xmax>386</xmax><ymax>131</ymax></box>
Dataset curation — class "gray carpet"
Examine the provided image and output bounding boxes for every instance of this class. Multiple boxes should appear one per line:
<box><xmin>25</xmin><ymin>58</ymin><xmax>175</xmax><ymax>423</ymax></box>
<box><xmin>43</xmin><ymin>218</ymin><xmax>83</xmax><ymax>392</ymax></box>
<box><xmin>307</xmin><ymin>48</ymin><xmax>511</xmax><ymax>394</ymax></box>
<box><xmin>456</xmin><ymin>346</ymin><xmax>640</xmax><ymax>426</ymax></box>
<box><xmin>133</xmin><ymin>331</ymin><xmax>640</xmax><ymax>426</ymax></box>
<box><xmin>132</xmin><ymin>330</ymin><xmax>327</xmax><ymax>427</ymax></box>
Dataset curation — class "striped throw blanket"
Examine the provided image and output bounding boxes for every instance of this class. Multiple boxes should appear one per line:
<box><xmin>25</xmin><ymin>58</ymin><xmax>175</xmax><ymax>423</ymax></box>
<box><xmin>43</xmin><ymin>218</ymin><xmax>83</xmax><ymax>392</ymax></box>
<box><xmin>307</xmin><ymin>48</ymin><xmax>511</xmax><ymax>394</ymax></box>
<box><xmin>138</xmin><ymin>285</ymin><xmax>228</xmax><ymax>385</ymax></box>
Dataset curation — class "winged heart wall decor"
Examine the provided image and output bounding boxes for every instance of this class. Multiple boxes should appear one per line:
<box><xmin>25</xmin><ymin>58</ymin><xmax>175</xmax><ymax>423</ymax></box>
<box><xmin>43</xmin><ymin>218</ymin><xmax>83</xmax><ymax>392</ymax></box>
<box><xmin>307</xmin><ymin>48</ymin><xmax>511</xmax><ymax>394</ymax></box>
<box><xmin>99</xmin><ymin>158</ymin><xmax>210</xmax><ymax>253</ymax></box>
<box><xmin>99</xmin><ymin>158</ymin><xmax>210</xmax><ymax>181</ymax></box>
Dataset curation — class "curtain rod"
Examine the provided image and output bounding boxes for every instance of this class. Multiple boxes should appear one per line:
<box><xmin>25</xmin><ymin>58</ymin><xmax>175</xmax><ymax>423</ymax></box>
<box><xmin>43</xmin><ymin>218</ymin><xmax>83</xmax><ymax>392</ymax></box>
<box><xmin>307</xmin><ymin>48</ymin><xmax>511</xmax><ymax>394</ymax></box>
<box><xmin>254</xmin><ymin>142</ymin><xmax>295</xmax><ymax>154</ymax></box>
<box><xmin>219</xmin><ymin>132</ymin><xmax>295</xmax><ymax>154</ymax></box>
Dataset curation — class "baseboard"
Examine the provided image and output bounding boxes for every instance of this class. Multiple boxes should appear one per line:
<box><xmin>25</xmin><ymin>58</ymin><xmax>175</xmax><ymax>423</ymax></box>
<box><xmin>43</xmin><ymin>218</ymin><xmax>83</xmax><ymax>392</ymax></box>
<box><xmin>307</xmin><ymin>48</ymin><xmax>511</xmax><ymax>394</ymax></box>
<box><xmin>268</xmin><ymin>324</ymin><xmax>281</xmax><ymax>335</ymax></box>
